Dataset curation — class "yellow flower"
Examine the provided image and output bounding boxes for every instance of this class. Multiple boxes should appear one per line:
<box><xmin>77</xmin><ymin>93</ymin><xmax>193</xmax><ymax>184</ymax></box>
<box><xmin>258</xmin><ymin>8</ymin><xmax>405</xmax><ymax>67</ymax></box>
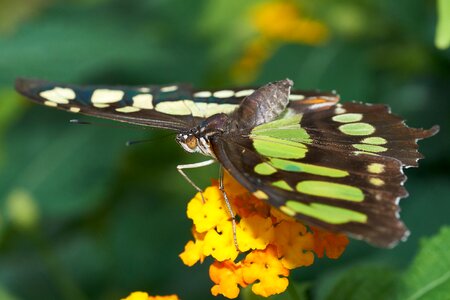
<box><xmin>273</xmin><ymin>221</ymin><xmax>315</xmax><ymax>269</ymax></box>
<box><xmin>203</xmin><ymin>220</ymin><xmax>239</xmax><ymax>261</ymax></box>
<box><xmin>186</xmin><ymin>187</ymin><xmax>229</xmax><ymax>233</ymax></box>
<box><xmin>180</xmin><ymin>172</ymin><xmax>349</xmax><ymax>299</ymax></box>
<box><xmin>236</xmin><ymin>215</ymin><xmax>274</xmax><ymax>252</ymax></box>
<box><xmin>210</xmin><ymin>261</ymin><xmax>246</xmax><ymax>299</ymax></box>
<box><xmin>231</xmin><ymin>0</ymin><xmax>330</xmax><ymax>84</ymax></box>
<box><xmin>242</xmin><ymin>245</ymin><xmax>289</xmax><ymax>297</ymax></box>
<box><xmin>122</xmin><ymin>291</ymin><xmax>179</xmax><ymax>300</ymax></box>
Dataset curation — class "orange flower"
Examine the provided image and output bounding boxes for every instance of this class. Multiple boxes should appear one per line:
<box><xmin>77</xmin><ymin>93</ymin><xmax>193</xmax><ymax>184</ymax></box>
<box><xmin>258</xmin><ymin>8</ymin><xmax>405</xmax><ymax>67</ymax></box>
<box><xmin>180</xmin><ymin>172</ymin><xmax>349</xmax><ymax>299</ymax></box>
<box><xmin>242</xmin><ymin>245</ymin><xmax>289</xmax><ymax>297</ymax></box>
<box><xmin>210</xmin><ymin>261</ymin><xmax>247</xmax><ymax>299</ymax></box>
<box><xmin>122</xmin><ymin>291</ymin><xmax>179</xmax><ymax>300</ymax></box>
<box><xmin>311</xmin><ymin>226</ymin><xmax>349</xmax><ymax>259</ymax></box>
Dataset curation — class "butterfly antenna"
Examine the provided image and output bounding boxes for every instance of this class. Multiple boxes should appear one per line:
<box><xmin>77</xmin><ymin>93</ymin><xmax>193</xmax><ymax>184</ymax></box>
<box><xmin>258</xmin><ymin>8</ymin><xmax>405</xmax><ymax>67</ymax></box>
<box><xmin>69</xmin><ymin>119</ymin><xmax>148</xmax><ymax>130</ymax></box>
<box><xmin>126</xmin><ymin>132</ymin><xmax>176</xmax><ymax>147</ymax></box>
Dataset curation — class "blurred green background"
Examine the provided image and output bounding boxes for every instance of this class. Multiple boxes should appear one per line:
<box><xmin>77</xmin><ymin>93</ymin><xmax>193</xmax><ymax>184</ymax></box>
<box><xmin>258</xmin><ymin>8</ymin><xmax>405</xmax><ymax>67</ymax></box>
<box><xmin>0</xmin><ymin>0</ymin><xmax>449</xmax><ymax>299</ymax></box>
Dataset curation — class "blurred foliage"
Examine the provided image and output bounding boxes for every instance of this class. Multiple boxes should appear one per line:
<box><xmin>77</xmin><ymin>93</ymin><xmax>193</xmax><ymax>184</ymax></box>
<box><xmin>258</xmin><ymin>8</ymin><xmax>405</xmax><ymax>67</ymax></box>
<box><xmin>436</xmin><ymin>0</ymin><xmax>450</xmax><ymax>49</ymax></box>
<box><xmin>0</xmin><ymin>0</ymin><xmax>449</xmax><ymax>299</ymax></box>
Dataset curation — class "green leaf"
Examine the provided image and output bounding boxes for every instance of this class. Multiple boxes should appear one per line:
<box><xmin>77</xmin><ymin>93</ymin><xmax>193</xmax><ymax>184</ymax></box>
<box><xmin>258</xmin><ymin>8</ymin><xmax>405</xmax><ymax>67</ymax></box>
<box><xmin>323</xmin><ymin>266</ymin><xmax>399</xmax><ymax>300</ymax></box>
<box><xmin>396</xmin><ymin>226</ymin><xmax>450</xmax><ymax>300</ymax></box>
<box><xmin>435</xmin><ymin>0</ymin><xmax>450</xmax><ymax>49</ymax></box>
<box><xmin>0</xmin><ymin>107</ymin><xmax>132</xmax><ymax>218</ymax></box>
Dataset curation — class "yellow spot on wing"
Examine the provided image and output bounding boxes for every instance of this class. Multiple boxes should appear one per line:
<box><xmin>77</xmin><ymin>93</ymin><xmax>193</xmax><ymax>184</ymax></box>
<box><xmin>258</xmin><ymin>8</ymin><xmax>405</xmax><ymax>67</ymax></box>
<box><xmin>132</xmin><ymin>94</ymin><xmax>154</xmax><ymax>109</ymax></box>
<box><xmin>253</xmin><ymin>190</ymin><xmax>269</xmax><ymax>200</ymax></box>
<box><xmin>69</xmin><ymin>107</ymin><xmax>80</xmax><ymax>113</ymax></box>
<box><xmin>369</xmin><ymin>178</ymin><xmax>385</xmax><ymax>186</ymax></box>
<box><xmin>116</xmin><ymin>106</ymin><xmax>141</xmax><ymax>113</ymax></box>
<box><xmin>213</xmin><ymin>90</ymin><xmax>235</xmax><ymax>98</ymax></box>
<box><xmin>280</xmin><ymin>206</ymin><xmax>296</xmax><ymax>216</ymax></box>
<box><xmin>40</xmin><ymin>87</ymin><xmax>76</xmax><ymax>104</ymax></box>
<box><xmin>160</xmin><ymin>85</ymin><xmax>178</xmax><ymax>92</ymax></box>
<box><xmin>93</xmin><ymin>103</ymin><xmax>110</xmax><ymax>108</ymax></box>
<box><xmin>91</xmin><ymin>89</ymin><xmax>124</xmax><ymax>104</ymax></box>
<box><xmin>367</xmin><ymin>163</ymin><xmax>385</xmax><ymax>174</ymax></box>
<box><xmin>155</xmin><ymin>100</ymin><xmax>192</xmax><ymax>115</ymax></box>
<box><xmin>44</xmin><ymin>101</ymin><xmax>58</xmax><ymax>107</ymax></box>
<box><xmin>235</xmin><ymin>89</ymin><xmax>255</xmax><ymax>97</ymax></box>
<box><xmin>289</xmin><ymin>94</ymin><xmax>305</xmax><ymax>101</ymax></box>
<box><xmin>194</xmin><ymin>91</ymin><xmax>212</xmax><ymax>98</ymax></box>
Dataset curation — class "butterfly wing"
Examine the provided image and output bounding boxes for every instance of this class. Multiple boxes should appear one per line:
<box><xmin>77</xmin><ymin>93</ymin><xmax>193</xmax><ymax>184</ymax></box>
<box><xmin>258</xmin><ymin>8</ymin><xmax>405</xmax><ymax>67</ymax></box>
<box><xmin>15</xmin><ymin>78</ymin><xmax>339</xmax><ymax>131</ymax></box>
<box><xmin>212</xmin><ymin>102</ymin><xmax>438</xmax><ymax>247</ymax></box>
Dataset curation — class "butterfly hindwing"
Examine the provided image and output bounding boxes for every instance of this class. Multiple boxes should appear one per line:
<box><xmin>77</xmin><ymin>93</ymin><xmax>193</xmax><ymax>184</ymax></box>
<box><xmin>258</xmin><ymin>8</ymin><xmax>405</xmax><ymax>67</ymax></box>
<box><xmin>213</xmin><ymin>102</ymin><xmax>438</xmax><ymax>247</ymax></box>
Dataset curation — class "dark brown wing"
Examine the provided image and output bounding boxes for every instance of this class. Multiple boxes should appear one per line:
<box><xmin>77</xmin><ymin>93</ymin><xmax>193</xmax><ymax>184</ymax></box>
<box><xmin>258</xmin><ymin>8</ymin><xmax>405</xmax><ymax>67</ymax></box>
<box><xmin>212</xmin><ymin>102</ymin><xmax>438</xmax><ymax>247</ymax></box>
<box><xmin>15</xmin><ymin>78</ymin><xmax>339</xmax><ymax>131</ymax></box>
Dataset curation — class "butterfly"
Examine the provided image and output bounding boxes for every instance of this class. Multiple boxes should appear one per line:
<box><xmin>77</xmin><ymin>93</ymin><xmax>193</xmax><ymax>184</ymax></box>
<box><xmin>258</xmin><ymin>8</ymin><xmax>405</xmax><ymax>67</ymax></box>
<box><xmin>15</xmin><ymin>78</ymin><xmax>439</xmax><ymax>248</ymax></box>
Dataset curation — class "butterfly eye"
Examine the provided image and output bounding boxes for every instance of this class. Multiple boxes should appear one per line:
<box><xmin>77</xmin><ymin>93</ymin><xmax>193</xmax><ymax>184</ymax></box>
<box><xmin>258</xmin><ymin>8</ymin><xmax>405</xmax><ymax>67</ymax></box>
<box><xmin>186</xmin><ymin>135</ymin><xmax>198</xmax><ymax>150</ymax></box>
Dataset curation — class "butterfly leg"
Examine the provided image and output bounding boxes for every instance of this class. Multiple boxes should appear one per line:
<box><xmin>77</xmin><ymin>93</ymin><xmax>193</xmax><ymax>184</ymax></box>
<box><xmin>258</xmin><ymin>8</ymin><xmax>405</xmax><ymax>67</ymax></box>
<box><xmin>219</xmin><ymin>167</ymin><xmax>239</xmax><ymax>250</ymax></box>
<box><xmin>177</xmin><ymin>159</ymin><xmax>215</xmax><ymax>202</ymax></box>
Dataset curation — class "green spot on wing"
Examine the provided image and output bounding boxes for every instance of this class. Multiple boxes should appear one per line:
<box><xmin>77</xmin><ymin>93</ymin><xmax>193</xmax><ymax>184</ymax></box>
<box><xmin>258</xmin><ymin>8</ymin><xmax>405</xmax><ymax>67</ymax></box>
<box><xmin>251</xmin><ymin>114</ymin><xmax>311</xmax><ymax>143</ymax></box>
<box><xmin>254</xmin><ymin>162</ymin><xmax>277</xmax><ymax>175</ymax></box>
<box><xmin>252</xmin><ymin>115</ymin><xmax>302</xmax><ymax>131</ymax></box>
<box><xmin>272</xmin><ymin>180</ymin><xmax>293</xmax><ymax>191</ymax></box>
<box><xmin>253</xmin><ymin>137</ymin><xmax>308</xmax><ymax>159</ymax></box>
<box><xmin>270</xmin><ymin>158</ymin><xmax>349</xmax><ymax>178</ymax></box>
<box><xmin>296</xmin><ymin>180</ymin><xmax>364</xmax><ymax>202</ymax></box>
<box><xmin>353</xmin><ymin>144</ymin><xmax>388</xmax><ymax>153</ymax></box>
<box><xmin>286</xmin><ymin>201</ymin><xmax>368</xmax><ymax>224</ymax></box>
<box><xmin>339</xmin><ymin>123</ymin><xmax>375</xmax><ymax>136</ymax></box>
<box><xmin>332</xmin><ymin>113</ymin><xmax>363</xmax><ymax>123</ymax></box>
<box><xmin>361</xmin><ymin>137</ymin><xmax>387</xmax><ymax>145</ymax></box>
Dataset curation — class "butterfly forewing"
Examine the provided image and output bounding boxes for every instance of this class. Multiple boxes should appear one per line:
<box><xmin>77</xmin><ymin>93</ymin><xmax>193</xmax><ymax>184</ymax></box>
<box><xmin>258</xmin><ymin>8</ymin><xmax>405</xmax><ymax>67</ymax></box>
<box><xmin>16</xmin><ymin>78</ymin><xmax>340</xmax><ymax>131</ymax></box>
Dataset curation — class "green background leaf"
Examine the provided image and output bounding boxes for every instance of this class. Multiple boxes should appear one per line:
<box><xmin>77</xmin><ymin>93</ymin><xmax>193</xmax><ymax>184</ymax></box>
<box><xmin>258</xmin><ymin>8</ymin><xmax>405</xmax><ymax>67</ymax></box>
<box><xmin>0</xmin><ymin>0</ymin><xmax>448</xmax><ymax>299</ymax></box>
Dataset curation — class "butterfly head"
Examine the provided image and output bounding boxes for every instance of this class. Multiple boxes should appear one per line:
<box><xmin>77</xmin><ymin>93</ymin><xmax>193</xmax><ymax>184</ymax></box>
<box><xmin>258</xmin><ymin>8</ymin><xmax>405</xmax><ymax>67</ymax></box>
<box><xmin>176</xmin><ymin>113</ymin><xmax>229</xmax><ymax>157</ymax></box>
<box><xmin>176</xmin><ymin>130</ymin><xmax>213</xmax><ymax>157</ymax></box>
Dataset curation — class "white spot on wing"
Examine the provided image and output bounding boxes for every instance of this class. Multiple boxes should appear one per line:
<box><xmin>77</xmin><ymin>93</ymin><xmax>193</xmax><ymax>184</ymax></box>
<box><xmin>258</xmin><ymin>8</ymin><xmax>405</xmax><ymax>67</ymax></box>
<box><xmin>234</xmin><ymin>89</ymin><xmax>255</xmax><ymax>97</ymax></box>
<box><xmin>289</xmin><ymin>94</ymin><xmax>305</xmax><ymax>101</ymax></box>
<box><xmin>44</xmin><ymin>101</ymin><xmax>58</xmax><ymax>107</ymax></box>
<box><xmin>40</xmin><ymin>87</ymin><xmax>76</xmax><ymax>104</ymax></box>
<box><xmin>91</xmin><ymin>89</ymin><xmax>124</xmax><ymax>104</ymax></box>
<box><xmin>70</xmin><ymin>107</ymin><xmax>80</xmax><ymax>113</ymax></box>
<box><xmin>194</xmin><ymin>91</ymin><xmax>212</xmax><ymax>98</ymax></box>
<box><xmin>116</xmin><ymin>106</ymin><xmax>141</xmax><ymax>113</ymax></box>
<box><xmin>132</xmin><ymin>94</ymin><xmax>154</xmax><ymax>109</ymax></box>
<box><xmin>155</xmin><ymin>100</ymin><xmax>238</xmax><ymax>117</ymax></box>
<box><xmin>155</xmin><ymin>100</ymin><xmax>193</xmax><ymax>115</ymax></box>
<box><xmin>93</xmin><ymin>103</ymin><xmax>110</xmax><ymax>108</ymax></box>
<box><xmin>213</xmin><ymin>90</ymin><xmax>234</xmax><ymax>98</ymax></box>
<box><xmin>138</xmin><ymin>87</ymin><xmax>151</xmax><ymax>92</ymax></box>
<box><xmin>160</xmin><ymin>85</ymin><xmax>178</xmax><ymax>92</ymax></box>
<box><xmin>335</xmin><ymin>107</ymin><xmax>346</xmax><ymax>114</ymax></box>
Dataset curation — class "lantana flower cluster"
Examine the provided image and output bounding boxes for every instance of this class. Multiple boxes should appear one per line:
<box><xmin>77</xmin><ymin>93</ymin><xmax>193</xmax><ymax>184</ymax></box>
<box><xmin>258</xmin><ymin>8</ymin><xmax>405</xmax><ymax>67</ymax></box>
<box><xmin>179</xmin><ymin>173</ymin><xmax>349</xmax><ymax>299</ymax></box>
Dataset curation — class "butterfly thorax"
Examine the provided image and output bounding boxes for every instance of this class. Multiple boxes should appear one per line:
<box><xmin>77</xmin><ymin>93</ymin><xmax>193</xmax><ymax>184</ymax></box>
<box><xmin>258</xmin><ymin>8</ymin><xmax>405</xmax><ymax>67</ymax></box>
<box><xmin>176</xmin><ymin>113</ymin><xmax>230</xmax><ymax>157</ymax></box>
